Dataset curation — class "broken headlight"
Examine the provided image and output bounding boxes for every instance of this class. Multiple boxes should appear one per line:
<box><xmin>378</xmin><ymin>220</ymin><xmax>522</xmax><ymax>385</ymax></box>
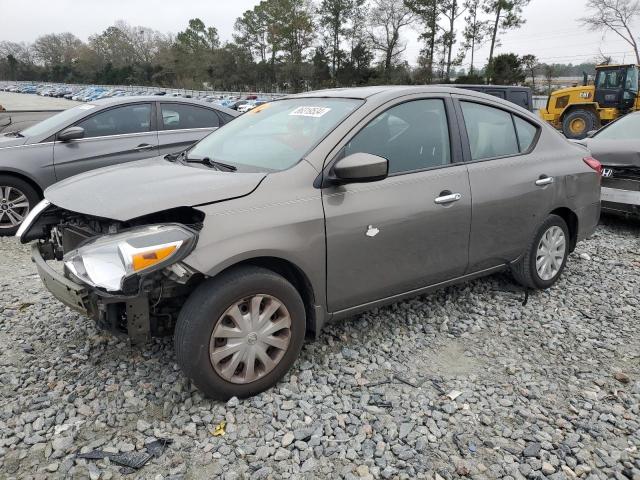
<box><xmin>64</xmin><ymin>224</ymin><xmax>196</xmax><ymax>292</ymax></box>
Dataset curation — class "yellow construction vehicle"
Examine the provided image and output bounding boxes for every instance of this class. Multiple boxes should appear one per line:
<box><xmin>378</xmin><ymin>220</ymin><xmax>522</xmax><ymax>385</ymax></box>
<box><xmin>540</xmin><ymin>64</ymin><xmax>639</xmax><ymax>139</ymax></box>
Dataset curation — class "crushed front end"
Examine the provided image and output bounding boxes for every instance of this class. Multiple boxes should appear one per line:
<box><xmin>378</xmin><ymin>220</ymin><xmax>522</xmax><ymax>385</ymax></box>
<box><xmin>19</xmin><ymin>202</ymin><xmax>204</xmax><ymax>343</ymax></box>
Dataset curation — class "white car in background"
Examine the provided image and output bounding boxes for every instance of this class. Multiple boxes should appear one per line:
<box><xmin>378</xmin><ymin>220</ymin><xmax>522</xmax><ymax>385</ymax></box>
<box><xmin>237</xmin><ymin>101</ymin><xmax>256</xmax><ymax>114</ymax></box>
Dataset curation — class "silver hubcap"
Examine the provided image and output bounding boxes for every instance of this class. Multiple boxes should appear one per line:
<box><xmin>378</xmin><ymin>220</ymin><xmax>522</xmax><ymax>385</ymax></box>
<box><xmin>0</xmin><ymin>186</ymin><xmax>29</xmax><ymax>229</ymax></box>
<box><xmin>536</xmin><ymin>226</ymin><xmax>566</xmax><ymax>281</ymax></box>
<box><xmin>209</xmin><ymin>294</ymin><xmax>292</xmax><ymax>384</ymax></box>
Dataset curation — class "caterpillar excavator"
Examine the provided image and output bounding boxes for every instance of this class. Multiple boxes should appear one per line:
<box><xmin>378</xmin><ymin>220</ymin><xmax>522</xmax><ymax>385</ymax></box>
<box><xmin>540</xmin><ymin>64</ymin><xmax>639</xmax><ymax>139</ymax></box>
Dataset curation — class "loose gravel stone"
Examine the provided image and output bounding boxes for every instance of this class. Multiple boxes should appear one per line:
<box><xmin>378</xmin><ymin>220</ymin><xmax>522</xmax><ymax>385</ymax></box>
<box><xmin>1</xmin><ymin>218</ymin><xmax>639</xmax><ymax>478</ymax></box>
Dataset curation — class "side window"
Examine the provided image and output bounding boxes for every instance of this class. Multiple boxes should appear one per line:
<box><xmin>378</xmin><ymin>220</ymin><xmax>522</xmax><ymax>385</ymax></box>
<box><xmin>460</xmin><ymin>102</ymin><xmax>519</xmax><ymax>160</ymax></box>
<box><xmin>76</xmin><ymin>104</ymin><xmax>151</xmax><ymax>138</ymax></box>
<box><xmin>217</xmin><ymin>111</ymin><xmax>236</xmax><ymax>124</ymax></box>
<box><xmin>513</xmin><ymin>116</ymin><xmax>538</xmax><ymax>152</ymax></box>
<box><xmin>344</xmin><ymin>99</ymin><xmax>451</xmax><ymax>174</ymax></box>
<box><xmin>161</xmin><ymin>104</ymin><xmax>220</xmax><ymax>130</ymax></box>
<box><xmin>509</xmin><ymin>91</ymin><xmax>530</xmax><ymax>110</ymax></box>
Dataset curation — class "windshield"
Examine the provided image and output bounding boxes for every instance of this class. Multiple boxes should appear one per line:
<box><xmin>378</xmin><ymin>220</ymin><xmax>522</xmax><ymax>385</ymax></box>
<box><xmin>595</xmin><ymin>112</ymin><xmax>640</xmax><ymax>140</ymax></box>
<box><xmin>20</xmin><ymin>104</ymin><xmax>97</xmax><ymax>138</ymax></box>
<box><xmin>187</xmin><ymin>98</ymin><xmax>363</xmax><ymax>171</ymax></box>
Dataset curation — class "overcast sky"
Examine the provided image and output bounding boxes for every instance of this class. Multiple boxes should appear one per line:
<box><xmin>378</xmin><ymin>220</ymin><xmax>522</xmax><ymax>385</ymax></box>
<box><xmin>1</xmin><ymin>0</ymin><xmax>637</xmax><ymax>67</ymax></box>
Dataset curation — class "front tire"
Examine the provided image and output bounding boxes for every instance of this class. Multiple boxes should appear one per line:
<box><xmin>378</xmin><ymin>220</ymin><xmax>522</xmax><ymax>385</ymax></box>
<box><xmin>512</xmin><ymin>215</ymin><xmax>570</xmax><ymax>289</ymax></box>
<box><xmin>0</xmin><ymin>175</ymin><xmax>40</xmax><ymax>236</ymax></box>
<box><xmin>174</xmin><ymin>266</ymin><xmax>306</xmax><ymax>400</ymax></box>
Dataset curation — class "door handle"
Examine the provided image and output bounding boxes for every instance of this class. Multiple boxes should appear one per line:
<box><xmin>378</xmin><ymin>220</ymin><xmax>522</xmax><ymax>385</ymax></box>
<box><xmin>434</xmin><ymin>192</ymin><xmax>462</xmax><ymax>205</ymax></box>
<box><xmin>135</xmin><ymin>143</ymin><xmax>155</xmax><ymax>151</ymax></box>
<box><xmin>535</xmin><ymin>176</ymin><xmax>554</xmax><ymax>186</ymax></box>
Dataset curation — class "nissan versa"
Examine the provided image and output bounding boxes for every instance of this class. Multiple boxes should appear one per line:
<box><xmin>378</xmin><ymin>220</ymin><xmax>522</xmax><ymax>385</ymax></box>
<box><xmin>18</xmin><ymin>86</ymin><xmax>601</xmax><ymax>399</ymax></box>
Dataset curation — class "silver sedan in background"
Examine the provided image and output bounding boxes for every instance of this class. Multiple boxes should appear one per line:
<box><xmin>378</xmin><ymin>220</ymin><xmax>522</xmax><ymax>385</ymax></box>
<box><xmin>0</xmin><ymin>97</ymin><xmax>238</xmax><ymax>234</ymax></box>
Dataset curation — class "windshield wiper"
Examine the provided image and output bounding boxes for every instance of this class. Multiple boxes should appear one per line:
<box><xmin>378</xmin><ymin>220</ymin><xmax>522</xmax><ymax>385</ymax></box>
<box><xmin>184</xmin><ymin>157</ymin><xmax>237</xmax><ymax>171</ymax></box>
<box><xmin>4</xmin><ymin>131</ymin><xmax>24</xmax><ymax>138</ymax></box>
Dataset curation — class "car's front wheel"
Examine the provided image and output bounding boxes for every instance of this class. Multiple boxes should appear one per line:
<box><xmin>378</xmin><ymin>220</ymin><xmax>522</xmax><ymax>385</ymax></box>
<box><xmin>512</xmin><ymin>214</ymin><xmax>570</xmax><ymax>289</ymax></box>
<box><xmin>0</xmin><ymin>175</ymin><xmax>40</xmax><ymax>236</ymax></box>
<box><xmin>174</xmin><ymin>266</ymin><xmax>306</xmax><ymax>400</ymax></box>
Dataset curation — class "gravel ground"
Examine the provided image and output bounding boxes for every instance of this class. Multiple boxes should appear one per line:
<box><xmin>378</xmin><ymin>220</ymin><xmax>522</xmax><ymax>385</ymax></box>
<box><xmin>1</xmin><ymin>216</ymin><xmax>639</xmax><ymax>480</ymax></box>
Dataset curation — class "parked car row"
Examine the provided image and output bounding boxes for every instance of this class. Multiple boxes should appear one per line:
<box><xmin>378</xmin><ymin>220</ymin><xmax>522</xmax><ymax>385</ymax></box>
<box><xmin>0</xmin><ymin>82</ymin><xmax>278</xmax><ymax>112</ymax></box>
<box><xmin>13</xmin><ymin>86</ymin><xmax>603</xmax><ymax>400</ymax></box>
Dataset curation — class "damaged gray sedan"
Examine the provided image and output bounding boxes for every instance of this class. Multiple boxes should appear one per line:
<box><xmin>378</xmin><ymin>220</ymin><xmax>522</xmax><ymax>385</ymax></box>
<box><xmin>18</xmin><ymin>86</ymin><xmax>601</xmax><ymax>399</ymax></box>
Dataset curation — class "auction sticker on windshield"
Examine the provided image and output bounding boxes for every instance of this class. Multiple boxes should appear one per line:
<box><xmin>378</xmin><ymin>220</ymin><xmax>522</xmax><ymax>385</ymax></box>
<box><xmin>289</xmin><ymin>106</ymin><xmax>331</xmax><ymax>118</ymax></box>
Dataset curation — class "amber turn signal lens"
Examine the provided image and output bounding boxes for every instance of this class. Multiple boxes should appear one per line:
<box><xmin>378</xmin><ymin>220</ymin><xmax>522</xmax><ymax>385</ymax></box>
<box><xmin>132</xmin><ymin>245</ymin><xmax>177</xmax><ymax>272</ymax></box>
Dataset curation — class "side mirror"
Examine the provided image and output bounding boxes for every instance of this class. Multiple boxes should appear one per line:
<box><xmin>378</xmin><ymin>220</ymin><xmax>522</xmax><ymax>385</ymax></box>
<box><xmin>58</xmin><ymin>126</ymin><xmax>85</xmax><ymax>142</ymax></box>
<box><xmin>586</xmin><ymin>130</ymin><xmax>598</xmax><ymax>138</ymax></box>
<box><xmin>331</xmin><ymin>152</ymin><xmax>388</xmax><ymax>185</ymax></box>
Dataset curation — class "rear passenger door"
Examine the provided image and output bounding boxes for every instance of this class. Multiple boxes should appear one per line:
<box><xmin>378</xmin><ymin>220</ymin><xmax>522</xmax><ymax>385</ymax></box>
<box><xmin>454</xmin><ymin>96</ymin><xmax>555</xmax><ymax>272</ymax></box>
<box><xmin>157</xmin><ymin>103</ymin><xmax>221</xmax><ymax>155</ymax></box>
<box><xmin>53</xmin><ymin>102</ymin><xmax>158</xmax><ymax>181</ymax></box>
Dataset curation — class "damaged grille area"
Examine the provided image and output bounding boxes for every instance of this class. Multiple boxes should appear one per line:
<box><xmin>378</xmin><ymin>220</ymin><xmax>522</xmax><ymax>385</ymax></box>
<box><xmin>601</xmin><ymin>165</ymin><xmax>640</xmax><ymax>217</ymax></box>
<box><xmin>26</xmin><ymin>204</ymin><xmax>205</xmax><ymax>341</ymax></box>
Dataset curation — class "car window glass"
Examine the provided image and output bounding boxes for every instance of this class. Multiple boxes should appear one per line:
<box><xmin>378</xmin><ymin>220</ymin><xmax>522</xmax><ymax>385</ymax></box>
<box><xmin>595</xmin><ymin>113</ymin><xmax>640</xmax><ymax>140</ymax></box>
<box><xmin>344</xmin><ymin>99</ymin><xmax>451</xmax><ymax>174</ymax></box>
<box><xmin>513</xmin><ymin>116</ymin><xmax>538</xmax><ymax>152</ymax></box>
<box><xmin>597</xmin><ymin>69</ymin><xmax>623</xmax><ymax>89</ymax></box>
<box><xmin>76</xmin><ymin>104</ymin><xmax>151</xmax><ymax>138</ymax></box>
<box><xmin>161</xmin><ymin>104</ymin><xmax>220</xmax><ymax>130</ymax></box>
<box><xmin>460</xmin><ymin>102</ymin><xmax>519</xmax><ymax>160</ymax></box>
<box><xmin>21</xmin><ymin>104</ymin><xmax>95</xmax><ymax>138</ymax></box>
<box><xmin>509</xmin><ymin>91</ymin><xmax>529</xmax><ymax>109</ymax></box>
<box><xmin>217</xmin><ymin>111</ymin><xmax>235</xmax><ymax>124</ymax></box>
<box><xmin>187</xmin><ymin>98</ymin><xmax>363</xmax><ymax>172</ymax></box>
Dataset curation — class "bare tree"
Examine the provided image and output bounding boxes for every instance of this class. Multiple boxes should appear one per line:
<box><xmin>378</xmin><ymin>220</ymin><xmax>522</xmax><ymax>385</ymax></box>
<box><xmin>369</xmin><ymin>0</ymin><xmax>416</xmax><ymax>74</ymax></box>
<box><xmin>462</xmin><ymin>0</ymin><xmax>490</xmax><ymax>75</ymax></box>
<box><xmin>581</xmin><ymin>0</ymin><xmax>640</xmax><ymax>64</ymax></box>
<box><xmin>440</xmin><ymin>0</ymin><xmax>467</xmax><ymax>81</ymax></box>
<box><xmin>484</xmin><ymin>0</ymin><xmax>530</xmax><ymax>73</ymax></box>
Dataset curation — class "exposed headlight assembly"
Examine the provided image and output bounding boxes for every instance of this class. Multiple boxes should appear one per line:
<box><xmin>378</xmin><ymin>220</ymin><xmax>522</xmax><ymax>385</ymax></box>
<box><xmin>64</xmin><ymin>224</ymin><xmax>197</xmax><ymax>292</ymax></box>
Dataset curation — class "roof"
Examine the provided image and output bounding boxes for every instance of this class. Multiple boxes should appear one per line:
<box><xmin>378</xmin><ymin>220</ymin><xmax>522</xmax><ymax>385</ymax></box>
<box><xmin>90</xmin><ymin>96</ymin><xmax>239</xmax><ymax>116</ymax></box>
<box><xmin>290</xmin><ymin>85</ymin><xmax>471</xmax><ymax>100</ymax></box>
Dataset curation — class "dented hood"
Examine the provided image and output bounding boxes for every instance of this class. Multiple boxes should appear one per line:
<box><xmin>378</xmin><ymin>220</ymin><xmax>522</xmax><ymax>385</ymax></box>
<box><xmin>584</xmin><ymin>138</ymin><xmax>640</xmax><ymax>168</ymax></box>
<box><xmin>45</xmin><ymin>156</ymin><xmax>266</xmax><ymax>221</ymax></box>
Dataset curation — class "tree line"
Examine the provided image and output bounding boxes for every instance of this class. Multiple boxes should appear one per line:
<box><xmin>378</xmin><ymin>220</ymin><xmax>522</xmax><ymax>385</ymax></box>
<box><xmin>0</xmin><ymin>0</ymin><xmax>634</xmax><ymax>93</ymax></box>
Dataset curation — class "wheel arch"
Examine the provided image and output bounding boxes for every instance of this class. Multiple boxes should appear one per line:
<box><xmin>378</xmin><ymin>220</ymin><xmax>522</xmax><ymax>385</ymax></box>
<box><xmin>550</xmin><ymin>206</ymin><xmax>578</xmax><ymax>252</ymax></box>
<box><xmin>211</xmin><ymin>256</ymin><xmax>323</xmax><ymax>338</ymax></box>
<box><xmin>0</xmin><ymin>170</ymin><xmax>44</xmax><ymax>199</ymax></box>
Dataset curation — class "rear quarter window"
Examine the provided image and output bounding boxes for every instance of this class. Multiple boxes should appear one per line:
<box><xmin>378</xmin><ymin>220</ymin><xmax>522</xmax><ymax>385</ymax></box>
<box><xmin>513</xmin><ymin>116</ymin><xmax>538</xmax><ymax>152</ymax></box>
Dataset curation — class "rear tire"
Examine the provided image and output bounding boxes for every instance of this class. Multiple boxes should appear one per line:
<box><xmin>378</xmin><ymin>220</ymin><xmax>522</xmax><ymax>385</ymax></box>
<box><xmin>0</xmin><ymin>175</ymin><xmax>40</xmax><ymax>236</ymax></box>
<box><xmin>512</xmin><ymin>215</ymin><xmax>570</xmax><ymax>290</ymax></box>
<box><xmin>562</xmin><ymin>109</ymin><xmax>599</xmax><ymax>139</ymax></box>
<box><xmin>174</xmin><ymin>266</ymin><xmax>306</xmax><ymax>400</ymax></box>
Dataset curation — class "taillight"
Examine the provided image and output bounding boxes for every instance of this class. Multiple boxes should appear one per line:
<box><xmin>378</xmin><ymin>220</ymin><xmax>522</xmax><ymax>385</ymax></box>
<box><xmin>583</xmin><ymin>156</ymin><xmax>602</xmax><ymax>176</ymax></box>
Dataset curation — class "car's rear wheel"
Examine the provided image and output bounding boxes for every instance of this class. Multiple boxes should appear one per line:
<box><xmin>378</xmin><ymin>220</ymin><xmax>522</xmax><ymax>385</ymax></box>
<box><xmin>512</xmin><ymin>214</ymin><xmax>570</xmax><ymax>289</ymax></box>
<box><xmin>174</xmin><ymin>266</ymin><xmax>306</xmax><ymax>400</ymax></box>
<box><xmin>0</xmin><ymin>175</ymin><xmax>40</xmax><ymax>236</ymax></box>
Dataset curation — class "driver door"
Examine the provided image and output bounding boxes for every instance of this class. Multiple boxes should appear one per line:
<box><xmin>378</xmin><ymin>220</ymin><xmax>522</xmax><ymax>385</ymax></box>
<box><xmin>323</xmin><ymin>97</ymin><xmax>471</xmax><ymax>312</ymax></box>
<box><xmin>53</xmin><ymin>103</ymin><xmax>158</xmax><ymax>181</ymax></box>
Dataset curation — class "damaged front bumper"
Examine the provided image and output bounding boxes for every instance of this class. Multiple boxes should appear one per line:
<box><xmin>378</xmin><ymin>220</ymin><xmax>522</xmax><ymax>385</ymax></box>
<box><xmin>601</xmin><ymin>169</ymin><xmax>640</xmax><ymax>218</ymax></box>
<box><xmin>32</xmin><ymin>243</ymin><xmax>154</xmax><ymax>343</ymax></box>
